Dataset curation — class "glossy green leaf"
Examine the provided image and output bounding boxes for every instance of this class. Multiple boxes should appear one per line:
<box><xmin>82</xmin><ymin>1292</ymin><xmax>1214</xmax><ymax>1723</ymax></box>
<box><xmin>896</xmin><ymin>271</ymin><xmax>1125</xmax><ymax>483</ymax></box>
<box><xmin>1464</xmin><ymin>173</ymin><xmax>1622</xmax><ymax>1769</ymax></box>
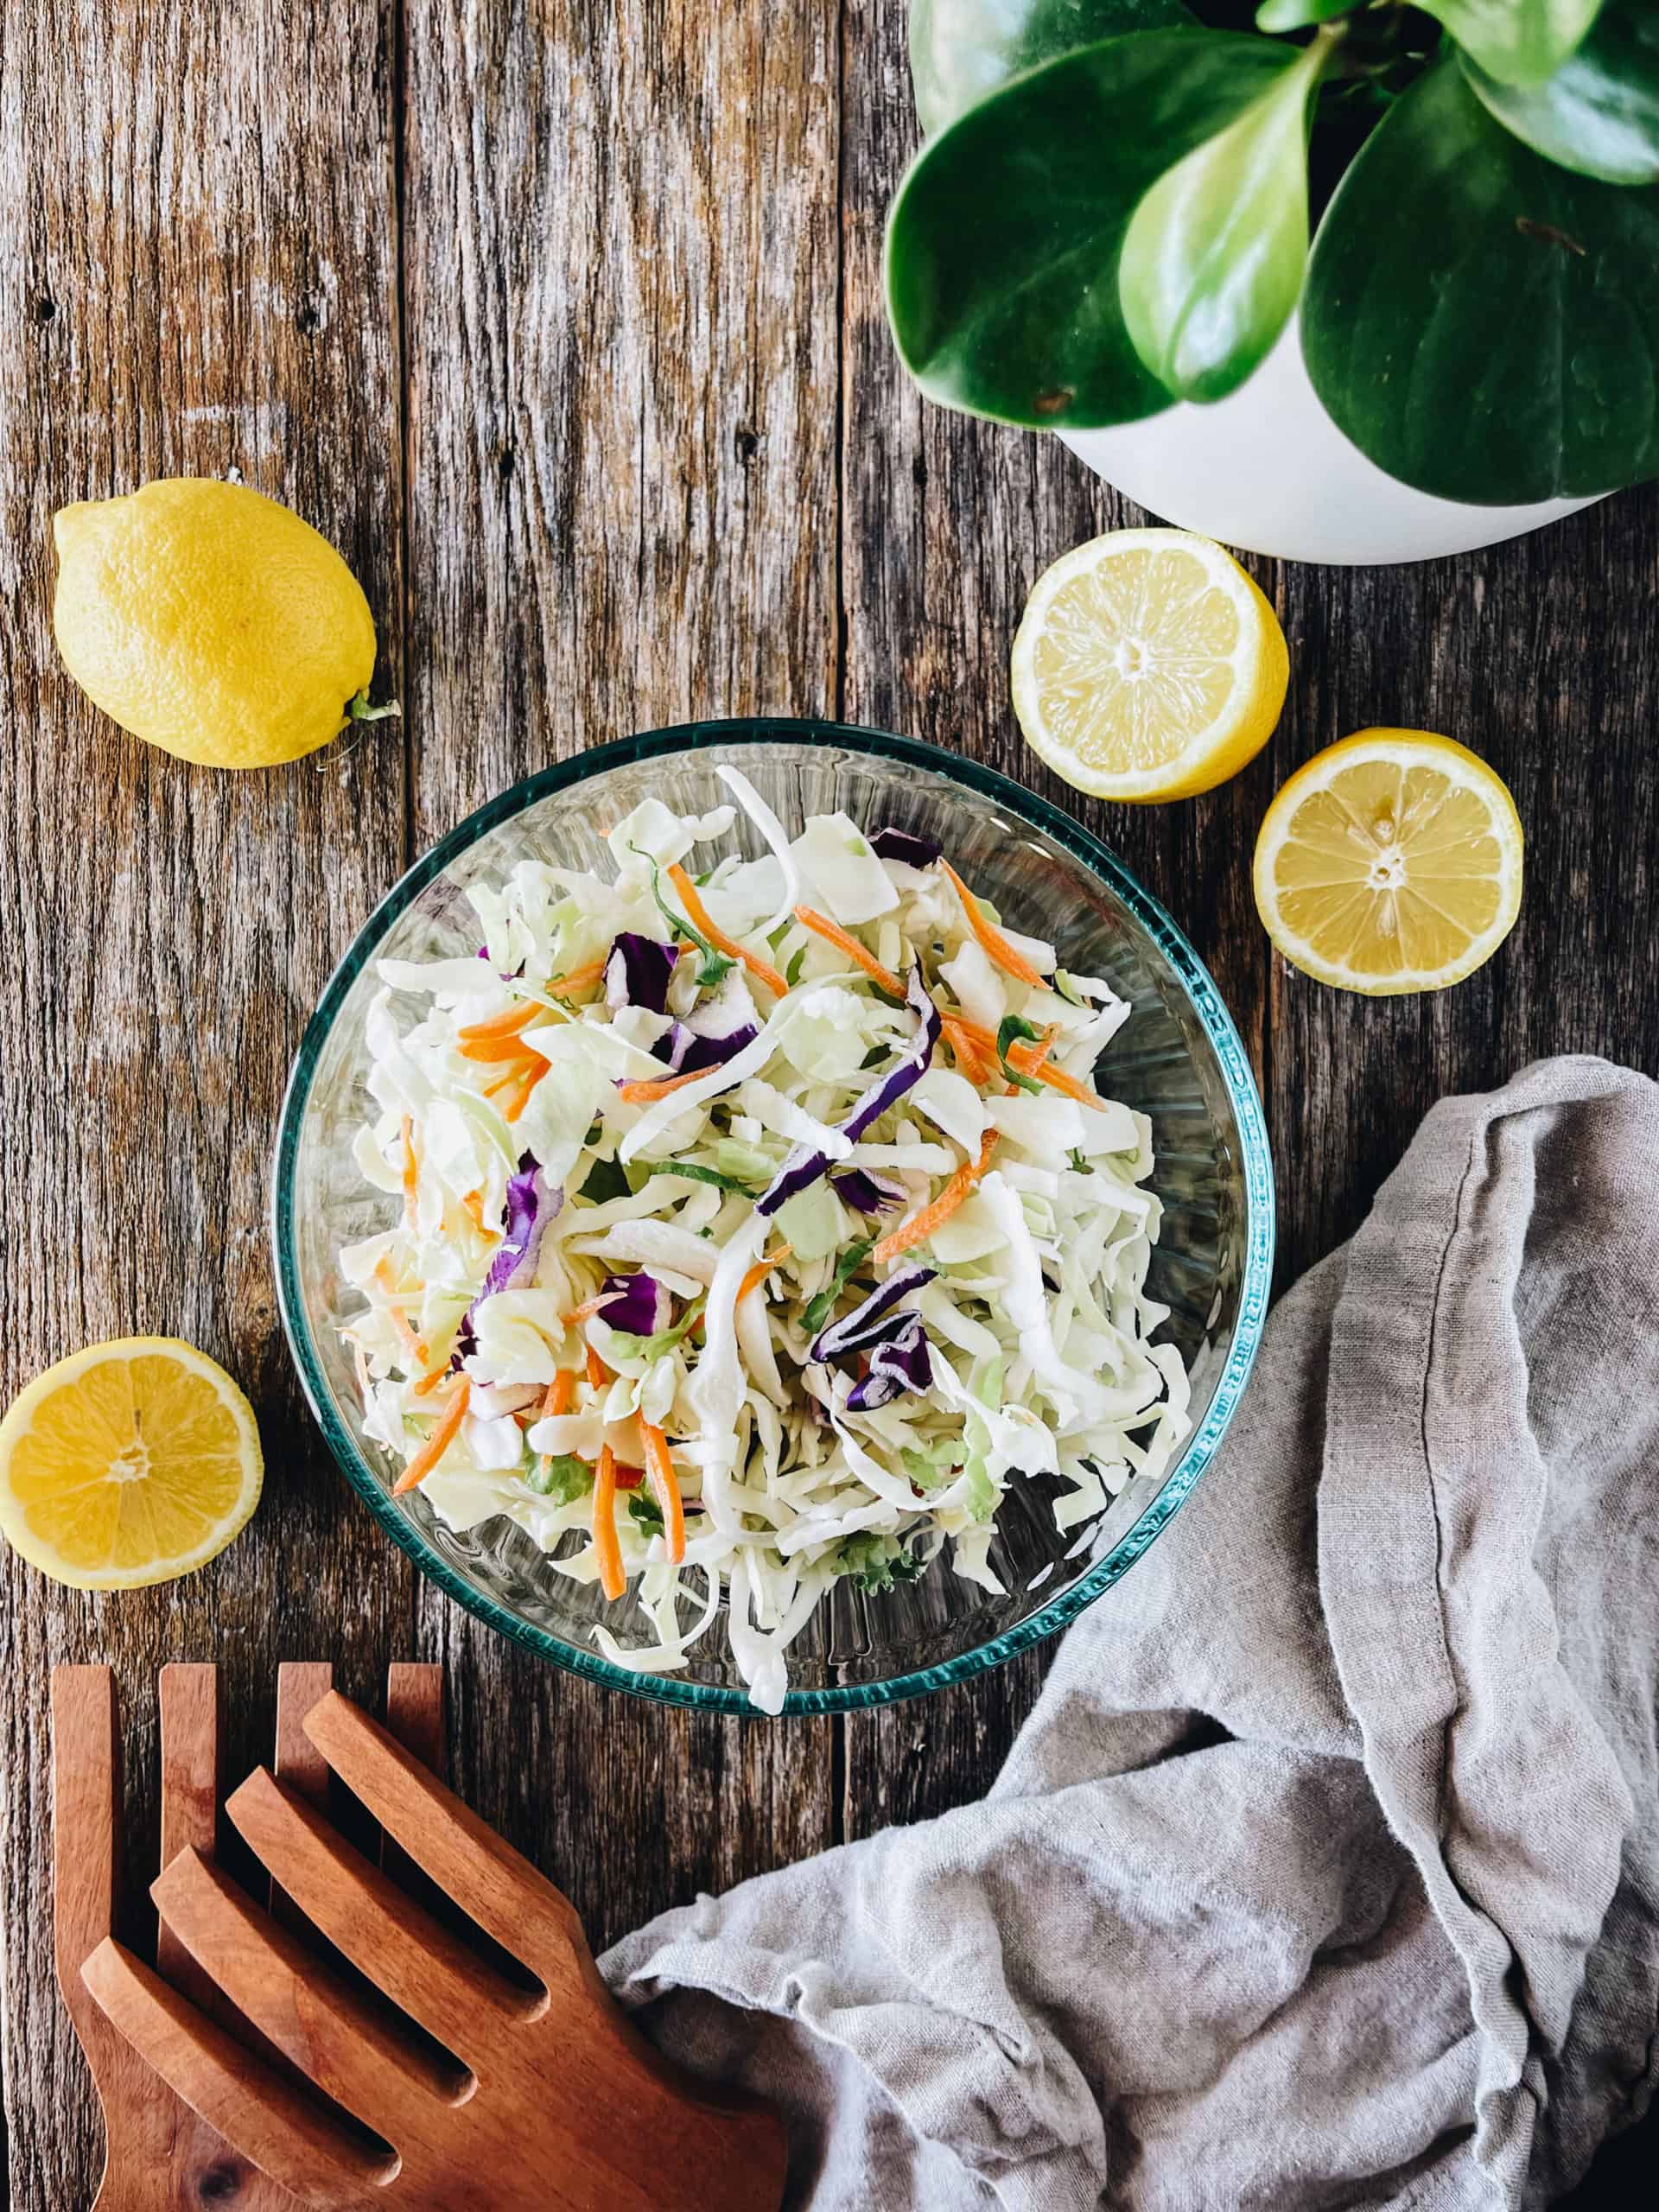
<box><xmin>1120</xmin><ymin>35</ymin><xmax>1328</xmax><ymax>402</ymax></box>
<box><xmin>887</xmin><ymin>29</ymin><xmax>1299</xmax><ymax>429</ymax></box>
<box><xmin>1464</xmin><ymin>0</ymin><xmax>1659</xmax><ymax>182</ymax></box>
<box><xmin>1304</xmin><ymin>57</ymin><xmax>1659</xmax><ymax>502</ymax></box>
<box><xmin>909</xmin><ymin>0</ymin><xmax>1191</xmax><ymax>135</ymax></box>
<box><xmin>1255</xmin><ymin>0</ymin><xmax>1351</xmax><ymax>29</ymax></box>
<box><xmin>1420</xmin><ymin>0</ymin><xmax>1604</xmax><ymax>88</ymax></box>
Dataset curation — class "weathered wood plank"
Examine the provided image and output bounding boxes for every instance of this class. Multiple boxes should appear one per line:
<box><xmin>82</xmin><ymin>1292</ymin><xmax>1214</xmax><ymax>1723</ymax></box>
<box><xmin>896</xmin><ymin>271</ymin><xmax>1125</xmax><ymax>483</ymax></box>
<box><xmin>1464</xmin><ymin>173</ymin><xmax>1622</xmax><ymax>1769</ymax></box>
<box><xmin>1266</xmin><ymin>497</ymin><xmax>1659</xmax><ymax>1287</ymax></box>
<box><xmin>836</xmin><ymin>0</ymin><xmax>1277</xmax><ymax>1829</ymax></box>
<box><xmin>398</xmin><ymin>0</ymin><xmax>843</xmax><ymax>1944</ymax></box>
<box><xmin>0</xmin><ymin>4</ymin><xmax>411</xmax><ymax>2204</ymax></box>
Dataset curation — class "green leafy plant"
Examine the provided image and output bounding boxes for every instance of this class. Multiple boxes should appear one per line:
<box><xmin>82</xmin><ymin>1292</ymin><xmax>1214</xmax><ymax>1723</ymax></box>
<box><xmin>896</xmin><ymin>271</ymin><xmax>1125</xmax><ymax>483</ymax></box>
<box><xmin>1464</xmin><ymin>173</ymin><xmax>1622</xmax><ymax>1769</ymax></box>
<box><xmin>889</xmin><ymin>1</ymin><xmax>1659</xmax><ymax>503</ymax></box>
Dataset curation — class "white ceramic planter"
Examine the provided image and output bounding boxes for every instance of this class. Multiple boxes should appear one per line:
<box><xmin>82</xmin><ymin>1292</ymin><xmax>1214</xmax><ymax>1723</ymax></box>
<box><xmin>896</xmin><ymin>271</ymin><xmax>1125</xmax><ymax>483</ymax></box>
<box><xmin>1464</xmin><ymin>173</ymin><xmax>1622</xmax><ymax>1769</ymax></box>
<box><xmin>1060</xmin><ymin>321</ymin><xmax>1598</xmax><ymax>567</ymax></box>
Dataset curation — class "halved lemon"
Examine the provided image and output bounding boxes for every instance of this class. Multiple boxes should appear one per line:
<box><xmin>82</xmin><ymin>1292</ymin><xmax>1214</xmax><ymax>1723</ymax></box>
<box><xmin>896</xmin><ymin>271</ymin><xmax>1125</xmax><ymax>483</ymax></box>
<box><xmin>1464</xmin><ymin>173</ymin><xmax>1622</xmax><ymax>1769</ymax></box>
<box><xmin>1253</xmin><ymin>729</ymin><xmax>1523</xmax><ymax>995</ymax></box>
<box><xmin>1010</xmin><ymin>527</ymin><xmax>1288</xmax><ymax>801</ymax></box>
<box><xmin>0</xmin><ymin>1338</ymin><xmax>264</xmax><ymax>1587</ymax></box>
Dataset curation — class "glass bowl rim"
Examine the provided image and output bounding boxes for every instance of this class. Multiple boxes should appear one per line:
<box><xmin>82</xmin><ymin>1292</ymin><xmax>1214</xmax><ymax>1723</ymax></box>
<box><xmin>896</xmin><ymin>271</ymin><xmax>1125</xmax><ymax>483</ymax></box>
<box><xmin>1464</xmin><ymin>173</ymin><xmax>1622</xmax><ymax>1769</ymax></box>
<box><xmin>272</xmin><ymin>716</ymin><xmax>1274</xmax><ymax>1718</ymax></box>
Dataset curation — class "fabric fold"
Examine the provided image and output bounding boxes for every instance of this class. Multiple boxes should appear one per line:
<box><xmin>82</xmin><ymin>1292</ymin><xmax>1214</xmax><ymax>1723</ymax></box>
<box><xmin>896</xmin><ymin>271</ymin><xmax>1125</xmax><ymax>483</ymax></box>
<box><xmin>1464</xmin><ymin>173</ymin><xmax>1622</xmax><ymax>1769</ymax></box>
<box><xmin>604</xmin><ymin>1057</ymin><xmax>1659</xmax><ymax>2210</ymax></box>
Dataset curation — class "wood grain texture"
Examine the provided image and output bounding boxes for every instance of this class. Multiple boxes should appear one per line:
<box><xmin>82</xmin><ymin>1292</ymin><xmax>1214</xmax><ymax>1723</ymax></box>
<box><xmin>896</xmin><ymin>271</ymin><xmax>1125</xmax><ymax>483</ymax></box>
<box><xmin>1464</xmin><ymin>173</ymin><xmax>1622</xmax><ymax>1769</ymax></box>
<box><xmin>53</xmin><ymin>1666</ymin><xmax>289</xmax><ymax>2210</ymax></box>
<box><xmin>0</xmin><ymin>1</ymin><xmax>416</xmax><ymax>2202</ymax></box>
<box><xmin>4</xmin><ymin>0</ymin><xmax>1658</xmax><ymax>2203</ymax></box>
<box><xmin>397</xmin><ymin>0</ymin><xmax>844</xmax><ymax>1951</ymax></box>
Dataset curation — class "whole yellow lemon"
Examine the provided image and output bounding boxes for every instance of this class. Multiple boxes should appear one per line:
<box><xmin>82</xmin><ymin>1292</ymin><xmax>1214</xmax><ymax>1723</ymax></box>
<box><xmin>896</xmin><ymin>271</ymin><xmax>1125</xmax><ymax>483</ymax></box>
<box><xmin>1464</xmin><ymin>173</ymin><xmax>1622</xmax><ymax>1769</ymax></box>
<box><xmin>52</xmin><ymin>478</ymin><xmax>394</xmax><ymax>769</ymax></box>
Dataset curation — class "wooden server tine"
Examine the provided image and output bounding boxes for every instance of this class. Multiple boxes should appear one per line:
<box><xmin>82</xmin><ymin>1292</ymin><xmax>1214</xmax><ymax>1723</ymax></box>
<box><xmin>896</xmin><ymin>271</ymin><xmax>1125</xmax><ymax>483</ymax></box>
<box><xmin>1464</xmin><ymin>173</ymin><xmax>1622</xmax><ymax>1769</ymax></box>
<box><xmin>151</xmin><ymin>1847</ymin><xmax>463</xmax><ymax>2131</ymax></box>
<box><xmin>80</xmin><ymin>1937</ymin><xmax>392</xmax><ymax>2207</ymax></box>
<box><xmin>304</xmin><ymin>1690</ymin><xmax>584</xmax><ymax>1992</ymax></box>
<box><xmin>226</xmin><ymin>1767</ymin><xmax>532</xmax><ymax>2063</ymax></box>
<box><xmin>156</xmin><ymin>1663</ymin><xmax>221</xmax><ymax>2006</ymax></box>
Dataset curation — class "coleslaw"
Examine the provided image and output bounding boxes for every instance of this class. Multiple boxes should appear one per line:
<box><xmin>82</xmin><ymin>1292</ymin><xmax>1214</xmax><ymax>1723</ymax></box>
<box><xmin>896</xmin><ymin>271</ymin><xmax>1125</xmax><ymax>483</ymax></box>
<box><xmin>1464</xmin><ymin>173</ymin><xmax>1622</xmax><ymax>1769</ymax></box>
<box><xmin>339</xmin><ymin>771</ymin><xmax>1190</xmax><ymax>1711</ymax></box>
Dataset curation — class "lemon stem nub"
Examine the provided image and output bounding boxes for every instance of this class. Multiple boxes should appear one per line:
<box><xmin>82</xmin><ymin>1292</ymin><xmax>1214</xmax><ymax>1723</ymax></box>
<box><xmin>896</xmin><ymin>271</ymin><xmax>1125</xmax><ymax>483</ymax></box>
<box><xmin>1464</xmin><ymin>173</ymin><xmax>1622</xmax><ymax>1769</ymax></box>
<box><xmin>346</xmin><ymin>687</ymin><xmax>402</xmax><ymax>724</ymax></box>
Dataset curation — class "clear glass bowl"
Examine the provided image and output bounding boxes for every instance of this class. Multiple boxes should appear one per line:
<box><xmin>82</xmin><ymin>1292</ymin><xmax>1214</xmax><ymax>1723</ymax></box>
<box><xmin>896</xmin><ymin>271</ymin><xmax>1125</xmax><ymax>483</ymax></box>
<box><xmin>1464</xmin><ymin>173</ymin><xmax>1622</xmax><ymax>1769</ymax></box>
<box><xmin>273</xmin><ymin>721</ymin><xmax>1274</xmax><ymax>1715</ymax></box>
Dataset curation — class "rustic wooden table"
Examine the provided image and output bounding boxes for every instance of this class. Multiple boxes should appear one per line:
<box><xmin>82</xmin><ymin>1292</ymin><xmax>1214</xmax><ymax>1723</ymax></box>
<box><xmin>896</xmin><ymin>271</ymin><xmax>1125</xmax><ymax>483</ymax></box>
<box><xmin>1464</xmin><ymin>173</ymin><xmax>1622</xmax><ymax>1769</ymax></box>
<box><xmin>2</xmin><ymin>3</ymin><xmax>1655</xmax><ymax>2204</ymax></box>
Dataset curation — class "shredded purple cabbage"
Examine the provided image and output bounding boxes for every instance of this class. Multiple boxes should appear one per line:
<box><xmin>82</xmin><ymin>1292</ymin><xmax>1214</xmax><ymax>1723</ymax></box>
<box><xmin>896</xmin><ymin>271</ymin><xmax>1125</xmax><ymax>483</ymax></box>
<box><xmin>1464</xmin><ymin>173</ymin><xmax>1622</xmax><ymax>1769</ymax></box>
<box><xmin>594</xmin><ymin>1271</ymin><xmax>672</xmax><ymax>1337</ymax></box>
<box><xmin>454</xmin><ymin>1153</ymin><xmax>562</xmax><ymax>1369</ymax></box>
<box><xmin>809</xmin><ymin>1265</ymin><xmax>935</xmax><ymax>1364</ymax></box>
<box><xmin>648</xmin><ymin>968</ymin><xmax>762</xmax><ymax>1076</ymax></box>
<box><xmin>483</xmin><ymin>1154</ymin><xmax>560</xmax><ymax>1297</ymax></box>
<box><xmin>605</xmin><ymin>932</ymin><xmax>678</xmax><ymax>1015</ymax></box>
<box><xmin>847</xmin><ymin>1314</ymin><xmax>933</xmax><ymax>1411</ymax></box>
<box><xmin>650</xmin><ymin>1018</ymin><xmax>760</xmax><ymax>1077</ymax></box>
<box><xmin>832</xmin><ymin>1168</ymin><xmax>902</xmax><ymax>1216</ymax></box>
<box><xmin>870</xmin><ymin>826</ymin><xmax>942</xmax><ymax>869</ymax></box>
<box><xmin>756</xmin><ymin>965</ymin><xmax>939</xmax><ymax>1217</ymax></box>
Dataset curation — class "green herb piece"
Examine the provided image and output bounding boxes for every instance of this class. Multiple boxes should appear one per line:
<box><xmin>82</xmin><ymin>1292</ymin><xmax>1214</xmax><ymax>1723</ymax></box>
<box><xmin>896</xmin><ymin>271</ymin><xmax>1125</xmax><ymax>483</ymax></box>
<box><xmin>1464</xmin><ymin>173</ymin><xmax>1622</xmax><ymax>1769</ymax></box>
<box><xmin>1068</xmin><ymin>1147</ymin><xmax>1091</xmax><ymax>1175</ymax></box>
<box><xmin>627</xmin><ymin>1491</ymin><xmax>665</xmax><ymax>1536</ymax></box>
<box><xmin>578</xmin><ymin>1154</ymin><xmax>632</xmax><ymax>1205</ymax></box>
<box><xmin>645</xmin><ymin>1160</ymin><xmax>758</xmax><ymax>1196</ymax></box>
<box><xmin>785</xmin><ymin>944</ymin><xmax>808</xmax><ymax>988</ymax></box>
<box><xmin>526</xmin><ymin>1453</ymin><xmax>593</xmax><ymax>1504</ymax></box>
<box><xmin>611</xmin><ymin>1297</ymin><xmax>707</xmax><ymax>1363</ymax></box>
<box><xmin>714</xmin><ymin>1137</ymin><xmax>777</xmax><ymax>1181</ymax></box>
<box><xmin>801</xmin><ymin>1238</ymin><xmax>875</xmax><ymax>1334</ymax></box>
<box><xmin>836</xmin><ymin>1531</ymin><xmax>927</xmax><ymax>1592</ymax></box>
<box><xmin>996</xmin><ymin>1014</ymin><xmax>1045</xmax><ymax>1095</ymax></box>
<box><xmin>631</xmin><ymin>843</ymin><xmax>735</xmax><ymax>988</ymax></box>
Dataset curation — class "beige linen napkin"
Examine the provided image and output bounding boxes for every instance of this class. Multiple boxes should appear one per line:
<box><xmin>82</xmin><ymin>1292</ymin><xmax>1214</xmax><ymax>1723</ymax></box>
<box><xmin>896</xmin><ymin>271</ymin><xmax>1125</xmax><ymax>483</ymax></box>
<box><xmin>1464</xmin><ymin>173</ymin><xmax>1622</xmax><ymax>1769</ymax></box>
<box><xmin>604</xmin><ymin>1057</ymin><xmax>1659</xmax><ymax>2210</ymax></box>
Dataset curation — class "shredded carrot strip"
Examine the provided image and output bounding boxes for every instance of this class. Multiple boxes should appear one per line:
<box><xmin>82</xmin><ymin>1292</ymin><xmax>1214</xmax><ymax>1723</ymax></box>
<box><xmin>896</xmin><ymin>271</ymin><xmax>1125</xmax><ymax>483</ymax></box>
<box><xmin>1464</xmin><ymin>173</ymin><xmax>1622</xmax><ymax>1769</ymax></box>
<box><xmin>371</xmin><ymin>1262</ymin><xmax>431</xmax><ymax>1368</ymax></box>
<box><xmin>563</xmin><ymin>1294</ymin><xmax>604</xmax><ymax>1326</ymax></box>
<box><xmin>874</xmin><ymin>1131</ymin><xmax>999</xmax><ymax>1264</ymax></box>
<box><xmin>1009</xmin><ymin>1044</ymin><xmax>1097</xmax><ymax>1107</ymax></box>
<box><xmin>400</xmin><ymin>1115</ymin><xmax>419</xmax><ymax>1229</ymax></box>
<box><xmin>943</xmin><ymin>1012</ymin><xmax>1109</xmax><ymax>1110</ymax></box>
<box><xmin>793</xmin><ymin>907</ymin><xmax>902</xmax><ymax>996</ymax></box>
<box><xmin>501</xmin><ymin>1060</ymin><xmax>549</xmax><ymax>1122</ymax></box>
<box><xmin>532</xmin><ymin>1367</ymin><xmax>578</xmax><ymax>1487</ymax></box>
<box><xmin>591</xmin><ymin>1446</ymin><xmax>626</xmax><ymax>1600</ymax></box>
<box><xmin>462</xmin><ymin>1190</ymin><xmax>490</xmax><ymax>1235</ymax></box>
<box><xmin>458</xmin><ymin>1033</ymin><xmax>545</xmax><ymax>1065</ymax></box>
<box><xmin>940</xmin><ymin>1014</ymin><xmax>992</xmax><ymax>1085</ymax></box>
<box><xmin>457</xmin><ymin>1000</ymin><xmax>541</xmax><ymax>1045</ymax></box>
<box><xmin>547</xmin><ymin>957</ymin><xmax>607</xmax><ymax>998</ymax></box>
<box><xmin>616</xmin><ymin>1065</ymin><xmax>712</xmax><ymax>1105</ymax></box>
<box><xmin>392</xmin><ymin>1378</ymin><xmax>472</xmax><ymax>1496</ymax></box>
<box><xmin>411</xmin><ymin>1363</ymin><xmax>450</xmax><ymax>1399</ymax></box>
<box><xmin>639</xmin><ymin>1421</ymin><xmax>686</xmax><ymax>1565</ymax></box>
<box><xmin>938</xmin><ymin>858</ymin><xmax>1046</xmax><ymax>988</ymax></box>
<box><xmin>738</xmin><ymin>1244</ymin><xmax>792</xmax><ymax>1304</ymax></box>
<box><xmin>586</xmin><ymin>1344</ymin><xmax>607</xmax><ymax>1392</ymax></box>
<box><xmin>1027</xmin><ymin>1026</ymin><xmax>1057</xmax><ymax>1073</ymax></box>
<box><xmin>668</xmin><ymin>863</ymin><xmax>789</xmax><ymax>996</ymax></box>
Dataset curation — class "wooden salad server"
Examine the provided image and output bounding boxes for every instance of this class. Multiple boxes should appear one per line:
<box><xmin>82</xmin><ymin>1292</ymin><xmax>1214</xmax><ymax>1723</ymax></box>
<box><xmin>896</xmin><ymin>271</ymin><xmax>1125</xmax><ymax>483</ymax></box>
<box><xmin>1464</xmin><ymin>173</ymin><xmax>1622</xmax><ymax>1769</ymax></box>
<box><xmin>54</xmin><ymin>1661</ymin><xmax>449</xmax><ymax>2209</ymax></box>
<box><xmin>62</xmin><ymin>1666</ymin><xmax>787</xmax><ymax>2212</ymax></box>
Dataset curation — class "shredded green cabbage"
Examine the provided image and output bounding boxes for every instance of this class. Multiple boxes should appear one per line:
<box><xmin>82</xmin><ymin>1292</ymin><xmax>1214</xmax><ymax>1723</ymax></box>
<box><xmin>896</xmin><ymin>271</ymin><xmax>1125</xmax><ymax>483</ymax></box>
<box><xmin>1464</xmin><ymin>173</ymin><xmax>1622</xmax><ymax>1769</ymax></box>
<box><xmin>340</xmin><ymin>787</ymin><xmax>1188</xmax><ymax>1711</ymax></box>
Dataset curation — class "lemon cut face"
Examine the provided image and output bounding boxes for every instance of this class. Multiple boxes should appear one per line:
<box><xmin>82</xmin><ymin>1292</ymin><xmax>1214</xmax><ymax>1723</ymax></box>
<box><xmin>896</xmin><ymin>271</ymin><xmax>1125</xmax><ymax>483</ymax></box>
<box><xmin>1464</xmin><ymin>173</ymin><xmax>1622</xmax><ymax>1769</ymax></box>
<box><xmin>0</xmin><ymin>1338</ymin><xmax>263</xmax><ymax>1587</ymax></box>
<box><xmin>1010</xmin><ymin>528</ymin><xmax>1288</xmax><ymax>801</ymax></box>
<box><xmin>1253</xmin><ymin>729</ymin><xmax>1524</xmax><ymax>995</ymax></box>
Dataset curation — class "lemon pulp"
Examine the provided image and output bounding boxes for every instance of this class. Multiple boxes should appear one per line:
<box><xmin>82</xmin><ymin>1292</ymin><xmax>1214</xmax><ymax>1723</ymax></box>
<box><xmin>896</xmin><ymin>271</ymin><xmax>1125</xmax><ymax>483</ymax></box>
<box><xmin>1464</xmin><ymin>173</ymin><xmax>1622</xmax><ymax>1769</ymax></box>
<box><xmin>1253</xmin><ymin>730</ymin><xmax>1524</xmax><ymax>995</ymax></box>
<box><xmin>0</xmin><ymin>1338</ymin><xmax>263</xmax><ymax>1587</ymax></box>
<box><xmin>1010</xmin><ymin>528</ymin><xmax>1288</xmax><ymax>801</ymax></box>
